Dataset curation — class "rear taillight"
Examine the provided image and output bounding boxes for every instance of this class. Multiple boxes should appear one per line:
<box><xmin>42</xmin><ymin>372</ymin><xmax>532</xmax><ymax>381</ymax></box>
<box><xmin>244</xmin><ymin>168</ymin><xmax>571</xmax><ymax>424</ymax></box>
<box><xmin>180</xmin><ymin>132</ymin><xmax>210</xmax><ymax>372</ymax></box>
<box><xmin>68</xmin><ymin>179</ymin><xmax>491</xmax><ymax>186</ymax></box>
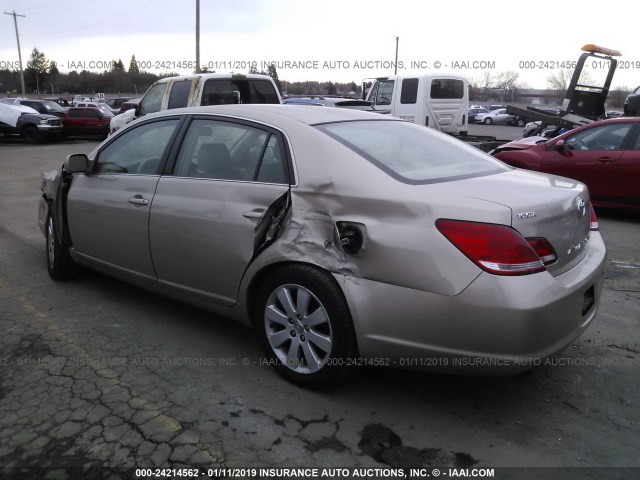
<box><xmin>436</xmin><ymin>219</ymin><xmax>546</xmax><ymax>276</ymax></box>
<box><xmin>527</xmin><ymin>237</ymin><xmax>557</xmax><ymax>265</ymax></box>
<box><xmin>589</xmin><ymin>204</ymin><xmax>599</xmax><ymax>231</ymax></box>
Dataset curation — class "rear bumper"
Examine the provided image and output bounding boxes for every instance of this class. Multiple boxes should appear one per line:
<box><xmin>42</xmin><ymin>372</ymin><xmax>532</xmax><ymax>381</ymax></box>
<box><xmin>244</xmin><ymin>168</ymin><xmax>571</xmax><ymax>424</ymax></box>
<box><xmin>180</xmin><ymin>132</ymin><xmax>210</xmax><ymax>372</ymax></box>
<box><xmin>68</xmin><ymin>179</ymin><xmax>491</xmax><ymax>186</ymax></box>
<box><xmin>335</xmin><ymin>232</ymin><xmax>606</xmax><ymax>375</ymax></box>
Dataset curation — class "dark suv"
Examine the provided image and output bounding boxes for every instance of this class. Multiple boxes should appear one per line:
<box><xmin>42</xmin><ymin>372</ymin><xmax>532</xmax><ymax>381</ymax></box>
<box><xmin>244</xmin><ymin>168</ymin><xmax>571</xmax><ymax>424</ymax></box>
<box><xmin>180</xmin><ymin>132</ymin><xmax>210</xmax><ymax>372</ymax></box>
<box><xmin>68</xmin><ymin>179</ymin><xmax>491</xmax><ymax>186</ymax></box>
<box><xmin>624</xmin><ymin>86</ymin><xmax>640</xmax><ymax>116</ymax></box>
<box><xmin>12</xmin><ymin>99</ymin><xmax>68</xmax><ymax>118</ymax></box>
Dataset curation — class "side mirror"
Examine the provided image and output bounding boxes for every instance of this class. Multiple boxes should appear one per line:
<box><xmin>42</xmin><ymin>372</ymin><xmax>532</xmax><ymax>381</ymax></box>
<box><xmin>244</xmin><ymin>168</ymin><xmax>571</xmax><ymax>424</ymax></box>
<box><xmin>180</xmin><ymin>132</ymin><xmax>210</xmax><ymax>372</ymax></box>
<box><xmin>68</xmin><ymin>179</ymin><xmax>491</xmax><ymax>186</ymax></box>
<box><xmin>553</xmin><ymin>139</ymin><xmax>565</xmax><ymax>150</ymax></box>
<box><xmin>65</xmin><ymin>153</ymin><xmax>90</xmax><ymax>173</ymax></box>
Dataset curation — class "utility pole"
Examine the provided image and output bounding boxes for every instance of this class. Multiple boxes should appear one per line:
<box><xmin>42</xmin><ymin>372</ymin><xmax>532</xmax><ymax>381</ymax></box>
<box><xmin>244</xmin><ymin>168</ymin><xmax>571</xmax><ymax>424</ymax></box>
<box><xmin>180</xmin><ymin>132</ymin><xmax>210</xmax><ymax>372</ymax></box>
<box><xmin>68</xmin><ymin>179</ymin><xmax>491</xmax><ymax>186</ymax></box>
<box><xmin>4</xmin><ymin>10</ymin><xmax>26</xmax><ymax>94</ymax></box>
<box><xmin>195</xmin><ymin>0</ymin><xmax>200</xmax><ymax>73</ymax></box>
<box><xmin>394</xmin><ymin>36</ymin><xmax>399</xmax><ymax>75</ymax></box>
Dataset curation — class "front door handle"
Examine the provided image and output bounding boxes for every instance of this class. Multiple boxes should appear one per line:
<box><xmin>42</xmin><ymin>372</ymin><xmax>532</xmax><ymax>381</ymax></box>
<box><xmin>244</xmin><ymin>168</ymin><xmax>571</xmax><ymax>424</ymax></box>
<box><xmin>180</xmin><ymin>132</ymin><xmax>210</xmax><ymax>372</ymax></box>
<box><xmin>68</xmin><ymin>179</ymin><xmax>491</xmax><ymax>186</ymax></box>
<box><xmin>597</xmin><ymin>157</ymin><xmax>616</xmax><ymax>164</ymax></box>
<box><xmin>128</xmin><ymin>196</ymin><xmax>149</xmax><ymax>206</ymax></box>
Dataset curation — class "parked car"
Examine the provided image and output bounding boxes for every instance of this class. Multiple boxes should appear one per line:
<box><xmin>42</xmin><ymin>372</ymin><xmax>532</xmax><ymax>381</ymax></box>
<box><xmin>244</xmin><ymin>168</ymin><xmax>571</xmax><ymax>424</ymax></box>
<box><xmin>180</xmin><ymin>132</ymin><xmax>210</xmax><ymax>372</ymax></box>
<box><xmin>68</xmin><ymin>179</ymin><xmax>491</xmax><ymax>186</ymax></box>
<box><xmin>623</xmin><ymin>86</ymin><xmax>640</xmax><ymax>116</ymax></box>
<box><xmin>104</xmin><ymin>97</ymin><xmax>130</xmax><ymax>112</ymax></box>
<box><xmin>62</xmin><ymin>107</ymin><xmax>111</xmax><ymax>138</ymax></box>
<box><xmin>508</xmin><ymin>114</ymin><xmax>530</xmax><ymax>128</ymax></box>
<box><xmin>75</xmin><ymin>102</ymin><xmax>114</xmax><ymax>117</ymax></box>
<box><xmin>0</xmin><ymin>103</ymin><xmax>63</xmax><ymax>143</ymax></box>
<box><xmin>44</xmin><ymin>97</ymin><xmax>71</xmax><ymax>108</ymax></box>
<box><xmin>474</xmin><ymin>108</ymin><xmax>511</xmax><ymax>125</ymax></box>
<box><xmin>72</xmin><ymin>95</ymin><xmax>93</xmax><ymax>105</ymax></box>
<box><xmin>39</xmin><ymin>104</ymin><xmax>606</xmax><ymax>387</ymax></box>
<box><xmin>118</xmin><ymin>98</ymin><xmax>141</xmax><ymax>114</ymax></box>
<box><xmin>0</xmin><ymin>98</ymin><xmax>68</xmax><ymax>118</ymax></box>
<box><xmin>522</xmin><ymin>121</ymin><xmax>571</xmax><ymax>138</ymax></box>
<box><xmin>492</xmin><ymin>117</ymin><xmax>640</xmax><ymax>209</ymax></box>
<box><xmin>467</xmin><ymin>107</ymin><xmax>489</xmax><ymax>123</ymax></box>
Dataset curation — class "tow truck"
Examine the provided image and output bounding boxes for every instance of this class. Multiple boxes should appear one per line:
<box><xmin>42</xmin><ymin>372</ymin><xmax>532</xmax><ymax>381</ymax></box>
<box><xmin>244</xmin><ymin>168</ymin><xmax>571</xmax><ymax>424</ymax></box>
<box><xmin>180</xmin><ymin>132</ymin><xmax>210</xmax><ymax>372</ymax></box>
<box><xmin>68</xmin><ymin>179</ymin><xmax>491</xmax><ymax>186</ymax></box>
<box><xmin>506</xmin><ymin>44</ymin><xmax>622</xmax><ymax>136</ymax></box>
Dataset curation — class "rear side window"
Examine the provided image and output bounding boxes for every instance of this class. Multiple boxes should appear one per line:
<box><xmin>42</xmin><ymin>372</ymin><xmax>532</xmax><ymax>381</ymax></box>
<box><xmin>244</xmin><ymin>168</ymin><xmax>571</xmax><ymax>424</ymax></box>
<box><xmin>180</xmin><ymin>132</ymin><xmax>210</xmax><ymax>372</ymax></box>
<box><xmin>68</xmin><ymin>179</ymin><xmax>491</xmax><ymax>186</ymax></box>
<box><xmin>430</xmin><ymin>79</ymin><xmax>464</xmax><ymax>99</ymax></box>
<box><xmin>173</xmin><ymin>118</ymin><xmax>287</xmax><ymax>183</ymax></box>
<box><xmin>68</xmin><ymin>109</ymin><xmax>82</xmax><ymax>118</ymax></box>
<box><xmin>167</xmin><ymin>80</ymin><xmax>192</xmax><ymax>109</ymax></box>
<box><xmin>565</xmin><ymin>123</ymin><xmax>633</xmax><ymax>151</ymax></box>
<box><xmin>400</xmin><ymin>78</ymin><xmax>418</xmax><ymax>104</ymax></box>
<box><xmin>85</xmin><ymin>110</ymin><xmax>100</xmax><ymax>118</ymax></box>
<box><xmin>317</xmin><ymin>120</ymin><xmax>507</xmax><ymax>184</ymax></box>
<box><xmin>201</xmin><ymin>79</ymin><xmax>280</xmax><ymax>105</ymax></box>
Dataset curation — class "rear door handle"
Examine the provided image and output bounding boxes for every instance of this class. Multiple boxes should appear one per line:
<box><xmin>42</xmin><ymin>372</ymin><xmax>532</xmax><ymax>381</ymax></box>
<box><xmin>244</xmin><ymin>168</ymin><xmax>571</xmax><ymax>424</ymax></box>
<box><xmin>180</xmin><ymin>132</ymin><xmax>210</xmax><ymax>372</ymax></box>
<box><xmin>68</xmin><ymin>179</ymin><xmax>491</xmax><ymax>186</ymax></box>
<box><xmin>597</xmin><ymin>157</ymin><xmax>616</xmax><ymax>164</ymax></box>
<box><xmin>128</xmin><ymin>196</ymin><xmax>149</xmax><ymax>205</ymax></box>
<box><xmin>243</xmin><ymin>209</ymin><xmax>265</xmax><ymax>219</ymax></box>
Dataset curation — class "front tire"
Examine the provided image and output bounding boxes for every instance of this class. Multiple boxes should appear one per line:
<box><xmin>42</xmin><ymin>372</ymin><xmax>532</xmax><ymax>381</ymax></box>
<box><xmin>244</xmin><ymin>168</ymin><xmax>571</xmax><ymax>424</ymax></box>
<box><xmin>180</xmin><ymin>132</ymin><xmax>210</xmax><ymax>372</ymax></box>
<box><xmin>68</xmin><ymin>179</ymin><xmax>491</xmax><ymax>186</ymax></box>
<box><xmin>46</xmin><ymin>213</ymin><xmax>78</xmax><ymax>280</ymax></box>
<box><xmin>23</xmin><ymin>126</ymin><xmax>42</xmax><ymax>144</ymax></box>
<box><xmin>484</xmin><ymin>118</ymin><xmax>493</xmax><ymax>125</ymax></box>
<box><xmin>516</xmin><ymin>118</ymin><xmax>526</xmax><ymax>127</ymax></box>
<box><xmin>255</xmin><ymin>265</ymin><xmax>357</xmax><ymax>388</ymax></box>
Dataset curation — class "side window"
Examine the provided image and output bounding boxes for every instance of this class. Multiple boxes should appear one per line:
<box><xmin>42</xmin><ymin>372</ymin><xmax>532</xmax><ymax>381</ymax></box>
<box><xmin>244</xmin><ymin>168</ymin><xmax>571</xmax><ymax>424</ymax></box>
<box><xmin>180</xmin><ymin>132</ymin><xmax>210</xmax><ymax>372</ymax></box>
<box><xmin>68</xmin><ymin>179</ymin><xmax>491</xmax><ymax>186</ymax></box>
<box><xmin>632</xmin><ymin>132</ymin><xmax>640</xmax><ymax>150</ymax></box>
<box><xmin>173</xmin><ymin>119</ymin><xmax>287</xmax><ymax>183</ymax></box>
<box><xmin>85</xmin><ymin>109</ymin><xmax>100</xmax><ymax>118</ymax></box>
<box><xmin>431</xmin><ymin>79</ymin><xmax>464</xmax><ymax>99</ymax></box>
<box><xmin>400</xmin><ymin>78</ymin><xmax>418</xmax><ymax>104</ymax></box>
<box><xmin>167</xmin><ymin>80</ymin><xmax>192</xmax><ymax>109</ymax></box>
<box><xmin>375</xmin><ymin>80</ymin><xmax>395</xmax><ymax>106</ymax></box>
<box><xmin>68</xmin><ymin>109</ymin><xmax>82</xmax><ymax>118</ymax></box>
<box><xmin>565</xmin><ymin>123</ymin><xmax>632</xmax><ymax>151</ymax></box>
<box><xmin>94</xmin><ymin>119</ymin><xmax>180</xmax><ymax>174</ymax></box>
<box><xmin>201</xmin><ymin>80</ymin><xmax>239</xmax><ymax>105</ymax></box>
<box><xmin>250</xmin><ymin>80</ymin><xmax>280</xmax><ymax>104</ymax></box>
<box><xmin>138</xmin><ymin>83</ymin><xmax>167</xmax><ymax>116</ymax></box>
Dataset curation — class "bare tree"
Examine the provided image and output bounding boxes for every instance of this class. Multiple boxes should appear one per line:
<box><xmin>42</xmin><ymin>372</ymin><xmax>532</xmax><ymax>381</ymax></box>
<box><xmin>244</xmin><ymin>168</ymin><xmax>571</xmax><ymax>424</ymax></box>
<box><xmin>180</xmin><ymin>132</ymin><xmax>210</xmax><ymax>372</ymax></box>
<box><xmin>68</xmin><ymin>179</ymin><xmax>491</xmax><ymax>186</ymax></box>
<box><xmin>608</xmin><ymin>86</ymin><xmax>630</xmax><ymax>109</ymax></box>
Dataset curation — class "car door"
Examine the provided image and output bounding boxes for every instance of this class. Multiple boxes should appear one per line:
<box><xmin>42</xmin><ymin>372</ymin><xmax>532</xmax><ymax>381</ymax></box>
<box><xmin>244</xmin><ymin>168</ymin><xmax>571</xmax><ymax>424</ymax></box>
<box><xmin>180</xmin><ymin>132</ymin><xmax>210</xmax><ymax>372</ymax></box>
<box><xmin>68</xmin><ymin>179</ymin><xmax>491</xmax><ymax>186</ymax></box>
<box><xmin>541</xmin><ymin>122</ymin><xmax>634</xmax><ymax>199</ymax></box>
<box><xmin>149</xmin><ymin>116</ymin><xmax>291</xmax><ymax>306</ymax></box>
<box><xmin>66</xmin><ymin>118</ymin><xmax>182</xmax><ymax>277</ymax></box>
<box><xmin>82</xmin><ymin>108</ymin><xmax>101</xmax><ymax>135</ymax></box>
<box><xmin>612</xmin><ymin>125</ymin><xmax>640</xmax><ymax>206</ymax></box>
<box><xmin>64</xmin><ymin>108</ymin><xmax>83</xmax><ymax>135</ymax></box>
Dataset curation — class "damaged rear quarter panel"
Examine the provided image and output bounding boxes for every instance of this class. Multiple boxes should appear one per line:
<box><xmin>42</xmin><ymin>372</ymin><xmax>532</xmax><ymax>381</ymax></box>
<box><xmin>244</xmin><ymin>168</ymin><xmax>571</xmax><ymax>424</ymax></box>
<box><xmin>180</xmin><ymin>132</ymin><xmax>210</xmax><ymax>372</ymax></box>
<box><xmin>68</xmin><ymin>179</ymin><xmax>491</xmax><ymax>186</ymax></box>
<box><xmin>242</xmin><ymin>125</ymin><xmax>508</xmax><ymax>301</ymax></box>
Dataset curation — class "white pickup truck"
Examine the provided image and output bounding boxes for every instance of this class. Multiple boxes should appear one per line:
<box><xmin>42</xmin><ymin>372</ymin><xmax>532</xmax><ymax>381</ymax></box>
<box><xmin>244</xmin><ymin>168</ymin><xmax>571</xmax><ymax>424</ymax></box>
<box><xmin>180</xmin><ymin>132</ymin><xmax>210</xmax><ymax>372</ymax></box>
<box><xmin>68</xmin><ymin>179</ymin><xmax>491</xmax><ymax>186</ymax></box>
<box><xmin>110</xmin><ymin>72</ymin><xmax>282</xmax><ymax>134</ymax></box>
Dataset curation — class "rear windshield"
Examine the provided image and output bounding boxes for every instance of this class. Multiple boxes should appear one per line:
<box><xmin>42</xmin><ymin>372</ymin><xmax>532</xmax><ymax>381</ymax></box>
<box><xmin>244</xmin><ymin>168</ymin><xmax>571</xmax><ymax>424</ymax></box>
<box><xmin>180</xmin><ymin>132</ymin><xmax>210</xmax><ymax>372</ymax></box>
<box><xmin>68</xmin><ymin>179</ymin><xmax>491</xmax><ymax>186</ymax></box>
<box><xmin>317</xmin><ymin>120</ymin><xmax>508</xmax><ymax>184</ymax></box>
<box><xmin>201</xmin><ymin>79</ymin><xmax>280</xmax><ymax>105</ymax></box>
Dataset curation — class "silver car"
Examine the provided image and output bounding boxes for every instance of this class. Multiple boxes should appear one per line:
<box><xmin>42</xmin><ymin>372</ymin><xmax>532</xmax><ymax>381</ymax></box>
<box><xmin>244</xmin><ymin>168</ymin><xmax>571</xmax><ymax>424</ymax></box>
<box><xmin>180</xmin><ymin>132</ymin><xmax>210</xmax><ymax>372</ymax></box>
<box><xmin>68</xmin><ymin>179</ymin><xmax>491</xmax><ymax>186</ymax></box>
<box><xmin>475</xmin><ymin>108</ymin><xmax>512</xmax><ymax>125</ymax></box>
<box><xmin>39</xmin><ymin>105</ymin><xmax>606</xmax><ymax>388</ymax></box>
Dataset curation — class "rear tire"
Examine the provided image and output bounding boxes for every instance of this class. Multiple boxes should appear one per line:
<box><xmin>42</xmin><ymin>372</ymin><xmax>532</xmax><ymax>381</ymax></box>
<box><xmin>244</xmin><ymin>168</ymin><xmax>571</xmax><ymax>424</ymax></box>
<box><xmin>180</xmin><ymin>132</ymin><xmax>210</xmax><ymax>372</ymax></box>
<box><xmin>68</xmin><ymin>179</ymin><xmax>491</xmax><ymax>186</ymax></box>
<box><xmin>46</xmin><ymin>212</ymin><xmax>78</xmax><ymax>280</ymax></box>
<box><xmin>255</xmin><ymin>265</ymin><xmax>357</xmax><ymax>388</ymax></box>
<box><xmin>484</xmin><ymin>118</ymin><xmax>493</xmax><ymax>125</ymax></box>
<box><xmin>516</xmin><ymin>119</ymin><xmax>526</xmax><ymax>127</ymax></box>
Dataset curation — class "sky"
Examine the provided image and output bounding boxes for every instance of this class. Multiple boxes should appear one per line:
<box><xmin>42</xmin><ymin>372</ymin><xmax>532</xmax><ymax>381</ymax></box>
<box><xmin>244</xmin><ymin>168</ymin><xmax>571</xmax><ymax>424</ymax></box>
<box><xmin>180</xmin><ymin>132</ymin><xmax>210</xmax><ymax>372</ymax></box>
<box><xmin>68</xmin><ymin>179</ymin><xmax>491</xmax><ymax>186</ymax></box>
<box><xmin>1</xmin><ymin>0</ymin><xmax>638</xmax><ymax>91</ymax></box>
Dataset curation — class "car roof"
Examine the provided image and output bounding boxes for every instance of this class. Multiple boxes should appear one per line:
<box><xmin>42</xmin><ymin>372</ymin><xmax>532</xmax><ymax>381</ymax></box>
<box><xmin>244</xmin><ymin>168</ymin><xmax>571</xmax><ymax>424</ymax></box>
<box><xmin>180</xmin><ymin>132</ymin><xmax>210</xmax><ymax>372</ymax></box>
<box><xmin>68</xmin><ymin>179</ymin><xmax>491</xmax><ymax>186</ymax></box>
<box><xmin>153</xmin><ymin>73</ymin><xmax>273</xmax><ymax>84</ymax></box>
<box><xmin>144</xmin><ymin>104</ymin><xmax>399</xmax><ymax>127</ymax></box>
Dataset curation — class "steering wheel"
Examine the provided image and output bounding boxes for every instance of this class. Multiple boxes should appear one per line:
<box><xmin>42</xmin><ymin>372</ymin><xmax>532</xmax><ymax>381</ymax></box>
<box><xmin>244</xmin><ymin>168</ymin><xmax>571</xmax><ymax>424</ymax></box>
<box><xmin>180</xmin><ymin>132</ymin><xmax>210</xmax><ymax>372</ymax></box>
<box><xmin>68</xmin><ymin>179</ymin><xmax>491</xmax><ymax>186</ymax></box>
<box><xmin>137</xmin><ymin>157</ymin><xmax>160</xmax><ymax>174</ymax></box>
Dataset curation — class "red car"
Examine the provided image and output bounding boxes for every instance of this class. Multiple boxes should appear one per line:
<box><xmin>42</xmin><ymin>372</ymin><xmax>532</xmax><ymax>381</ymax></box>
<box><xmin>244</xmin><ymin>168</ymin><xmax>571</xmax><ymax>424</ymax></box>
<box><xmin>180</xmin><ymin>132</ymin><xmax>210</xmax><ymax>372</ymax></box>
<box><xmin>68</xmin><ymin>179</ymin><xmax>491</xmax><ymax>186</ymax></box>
<box><xmin>62</xmin><ymin>107</ymin><xmax>110</xmax><ymax>138</ymax></box>
<box><xmin>492</xmin><ymin>118</ymin><xmax>640</xmax><ymax>210</ymax></box>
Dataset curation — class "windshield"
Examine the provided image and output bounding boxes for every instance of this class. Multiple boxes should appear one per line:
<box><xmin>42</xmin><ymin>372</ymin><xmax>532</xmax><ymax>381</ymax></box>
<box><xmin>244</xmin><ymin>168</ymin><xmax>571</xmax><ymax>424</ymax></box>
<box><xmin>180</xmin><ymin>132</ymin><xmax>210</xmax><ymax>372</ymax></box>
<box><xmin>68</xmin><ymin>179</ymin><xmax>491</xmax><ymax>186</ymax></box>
<box><xmin>317</xmin><ymin>120</ymin><xmax>508</xmax><ymax>184</ymax></box>
<box><xmin>42</xmin><ymin>100</ymin><xmax>65</xmax><ymax>112</ymax></box>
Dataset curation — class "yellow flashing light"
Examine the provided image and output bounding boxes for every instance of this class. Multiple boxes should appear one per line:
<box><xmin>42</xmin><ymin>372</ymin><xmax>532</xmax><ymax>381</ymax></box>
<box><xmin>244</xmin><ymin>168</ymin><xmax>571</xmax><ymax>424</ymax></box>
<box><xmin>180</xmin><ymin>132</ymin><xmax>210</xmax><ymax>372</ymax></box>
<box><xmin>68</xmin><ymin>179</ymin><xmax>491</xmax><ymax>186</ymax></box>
<box><xmin>582</xmin><ymin>44</ymin><xmax>621</xmax><ymax>57</ymax></box>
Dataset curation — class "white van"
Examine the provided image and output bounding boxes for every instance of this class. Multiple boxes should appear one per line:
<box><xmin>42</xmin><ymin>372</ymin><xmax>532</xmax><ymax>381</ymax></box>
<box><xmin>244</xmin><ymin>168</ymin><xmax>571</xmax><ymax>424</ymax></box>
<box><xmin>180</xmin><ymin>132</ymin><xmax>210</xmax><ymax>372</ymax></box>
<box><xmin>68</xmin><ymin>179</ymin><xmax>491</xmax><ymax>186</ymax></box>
<box><xmin>365</xmin><ymin>74</ymin><xmax>469</xmax><ymax>135</ymax></box>
<box><xmin>111</xmin><ymin>72</ymin><xmax>282</xmax><ymax>133</ymax></box>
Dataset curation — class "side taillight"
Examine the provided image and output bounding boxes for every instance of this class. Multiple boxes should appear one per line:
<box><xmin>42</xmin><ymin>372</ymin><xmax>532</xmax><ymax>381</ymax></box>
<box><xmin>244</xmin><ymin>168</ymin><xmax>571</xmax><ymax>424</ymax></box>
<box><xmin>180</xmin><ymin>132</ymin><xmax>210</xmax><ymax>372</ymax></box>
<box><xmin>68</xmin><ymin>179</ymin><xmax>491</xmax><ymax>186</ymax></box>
<box><xmin>436</xmin><ymin>219</ymin><xmax>546</xmax><ymax>276</ymax></box>
<box><xmin>590</xmin><ymin>204</ymin><xmax>599</xmax><ymax>231</ymax></box>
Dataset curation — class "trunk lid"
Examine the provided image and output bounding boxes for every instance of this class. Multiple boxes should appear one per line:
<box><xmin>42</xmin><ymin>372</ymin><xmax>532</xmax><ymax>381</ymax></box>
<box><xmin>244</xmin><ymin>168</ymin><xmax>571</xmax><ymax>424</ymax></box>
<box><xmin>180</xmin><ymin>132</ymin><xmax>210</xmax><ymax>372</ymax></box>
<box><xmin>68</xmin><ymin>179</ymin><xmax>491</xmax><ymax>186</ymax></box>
<box><xmin>433</xmin><ymin>169</ymin><xmax>593</xmax><ymax>276</ymax></box>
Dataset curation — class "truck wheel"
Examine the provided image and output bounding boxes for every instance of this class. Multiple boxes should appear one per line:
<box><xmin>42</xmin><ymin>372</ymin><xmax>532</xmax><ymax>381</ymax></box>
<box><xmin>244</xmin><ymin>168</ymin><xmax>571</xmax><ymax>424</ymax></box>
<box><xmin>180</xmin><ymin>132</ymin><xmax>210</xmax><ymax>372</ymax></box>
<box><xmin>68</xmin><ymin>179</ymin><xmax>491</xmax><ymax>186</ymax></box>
<box><xmin>255</xmin><ymin>265</ymin><xmax>357</xmax><ymax>388</ymax></box>
<box><xmin>484</xmin><ymin>118</ymin><xmax>493</xmax><ymax>125</ymax></box>
<box><xmin>23</xmin><ymin>126</ymin><xmax>42</xmax><ymax>144</ymax></box>
<box><xmin>516</xmin><ymin>119</ymin><xmax>526</xmax><ymax>127</ymax></box>
<box><xmin>46</xmin><ymin>213</ymin><xmax>79</xmax><ymax>280</ymax></box>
